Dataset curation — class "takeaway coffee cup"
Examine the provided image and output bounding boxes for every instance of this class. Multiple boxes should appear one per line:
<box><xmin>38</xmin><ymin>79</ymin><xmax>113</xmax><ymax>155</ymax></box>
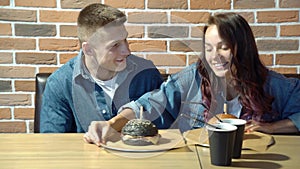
<box><xmin>222</xmin><ymin>118</ymin><xmax>247</xmax><ymax>158</ymax></box>
<box><xmin>206</xmin><ymin>123</ymin><xmax>237</xmax><ymax>166</ymax></box>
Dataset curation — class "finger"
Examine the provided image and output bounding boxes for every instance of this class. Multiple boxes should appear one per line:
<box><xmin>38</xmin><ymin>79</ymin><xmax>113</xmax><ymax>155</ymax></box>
<box><xmin>83</xmin><ymin>132</ymin><xmax>92</xmax><ymax>143</ymax></box>
<box><xmin>245</xmin><ymin>123</ymin><xmax>256</xmax><ymax>130</ymax></box>
<box><xmin>89</xmin><ymin>124</ymin><xmax>102</xmax><ymax>146</ymax></box>
<box><xmin>100</xmin><ymin>121</ymin><xmax>112</xmax><ymax>144</ymax></box>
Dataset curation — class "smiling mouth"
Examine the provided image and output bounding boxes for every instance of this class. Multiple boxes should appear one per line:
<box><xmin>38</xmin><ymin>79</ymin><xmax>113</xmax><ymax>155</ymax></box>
<box><xmin>116</xmin><ymin>58</ymin><xmax>126</xmax><ymax>63</ymax></box>
<box><xmin>213</xmin><ymin>62</ymin><xmax>228</xmax><ymax>69</ymax></box>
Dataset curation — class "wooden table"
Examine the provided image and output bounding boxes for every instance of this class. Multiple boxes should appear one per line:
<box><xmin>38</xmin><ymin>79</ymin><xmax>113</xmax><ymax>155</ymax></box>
<box><xmin>0</xmin><ymin>134</ymin><xmax>200</xmax><ymax>169</ymax></box>
<box><xmin>0</xmin><ymin>134</ymin><xmax>299</xmax><ymax>169</ymax></box>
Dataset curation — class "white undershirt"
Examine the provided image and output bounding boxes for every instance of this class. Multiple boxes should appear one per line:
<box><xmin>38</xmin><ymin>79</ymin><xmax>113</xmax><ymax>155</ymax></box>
<box><xmin>92</xmin><ymin>74</ymin><xmax>118</xmax><ymax>101</ymax></box>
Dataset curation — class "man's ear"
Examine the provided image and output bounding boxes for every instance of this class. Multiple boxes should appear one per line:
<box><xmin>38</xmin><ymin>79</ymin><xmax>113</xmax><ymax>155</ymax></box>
<box><xmin>82</xmin><ymin>42</ymin><xmax>94</xmax><ymax>56</ymax></box>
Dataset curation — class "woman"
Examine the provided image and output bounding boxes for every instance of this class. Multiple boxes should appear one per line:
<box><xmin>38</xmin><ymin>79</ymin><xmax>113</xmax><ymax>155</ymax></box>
<box><xmin>84</xmin><ymin>13</ymin><xmax>300</xmax><ymax>146</ymax></box>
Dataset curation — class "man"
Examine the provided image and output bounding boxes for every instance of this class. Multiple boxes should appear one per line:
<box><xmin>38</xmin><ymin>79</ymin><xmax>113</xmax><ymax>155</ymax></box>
<box><xmin>40</xmin><ymin>3</ymin><xmax>163</xmax><ymax>133</ymax></box>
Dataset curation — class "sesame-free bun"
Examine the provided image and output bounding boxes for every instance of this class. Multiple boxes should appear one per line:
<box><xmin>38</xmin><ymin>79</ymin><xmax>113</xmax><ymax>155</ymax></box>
<box><xmin>208</xmin><ymin>113</ymin><xmax>238</xmax><ymax>124</ymax></box>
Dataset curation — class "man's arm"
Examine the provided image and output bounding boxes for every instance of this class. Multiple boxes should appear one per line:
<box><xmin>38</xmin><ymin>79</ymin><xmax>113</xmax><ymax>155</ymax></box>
<box><xmin>84</xmin><ymin>108</ymin><xmax>135</xmax><ymax>146</ymax></box>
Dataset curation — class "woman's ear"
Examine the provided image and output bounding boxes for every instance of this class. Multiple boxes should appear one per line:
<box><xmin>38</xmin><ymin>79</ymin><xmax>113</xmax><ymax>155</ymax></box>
<box><xmin>82</xmin><ymin>42</ymin><xmax>94</xmax><ymax>56</ymax></box>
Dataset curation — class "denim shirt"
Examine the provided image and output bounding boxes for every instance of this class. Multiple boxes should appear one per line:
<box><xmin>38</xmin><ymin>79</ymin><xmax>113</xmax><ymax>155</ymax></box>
<box><xmin>40</xmin><ymin>52</ymin><xmax>163</xmax><ymax>133</ymax></box>
<box><xmin>121</xmin><ymin>63</ymin><xmax>300</xmax><ymax>132</ymax></box>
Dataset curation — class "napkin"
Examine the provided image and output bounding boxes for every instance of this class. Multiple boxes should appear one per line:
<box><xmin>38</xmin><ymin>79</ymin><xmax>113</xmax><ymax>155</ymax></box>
<box><xmin>183</xmin><ymin>128</ymin><xmax>275</xmax><ymax>152</ymax></box>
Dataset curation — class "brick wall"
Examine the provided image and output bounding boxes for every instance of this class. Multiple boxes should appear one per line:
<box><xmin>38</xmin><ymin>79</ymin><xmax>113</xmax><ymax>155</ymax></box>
<box><xmin>0</xmin><ymin>0</ymin><xmax>299</xmax><ymax>133</ymax></box>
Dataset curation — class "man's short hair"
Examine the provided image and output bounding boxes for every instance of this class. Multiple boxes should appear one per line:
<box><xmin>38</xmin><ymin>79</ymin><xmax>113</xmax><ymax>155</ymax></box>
<box><xmin>77</xmin><ymin>3</ymin><xmax>126</xmax><ymax>45</ymax></box>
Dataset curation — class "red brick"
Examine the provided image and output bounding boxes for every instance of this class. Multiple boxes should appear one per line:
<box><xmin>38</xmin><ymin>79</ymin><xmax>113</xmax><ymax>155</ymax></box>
<box><xmin>0</xmin><ymin>108</ymin><xmax>11</xmax><ymax>119</ymax></box>
<box><xmin>128</xmin><ymin>12</ymin><xmax>167</xmax><ymax>23</ymax></box>
<box><xmin>235</xmin><ymin>12</ymin><xmax>255</xmax><ymax>23</ymax></box>
<box><xmin>171</xmin><ymin>12</ymin><xmax>210</xmax><ymax>24</ymax></box>
<box><xmin>259</xmin><ymin>54</ymin><xmax>274</xmax><ymax>66</ymax></box>
<box><xmin>15</xmin><ymin>80</ymin><xmax>35</xmax><ymax>92</ymax></box>
<box><xmin>191</xmin><ymin>26</ymin><xmax>204</xmax><ymax>38</ymax></box>
<box><xmin>0</xmin><ymin>38</ymin><xmax>36</xmax><ymax>50</ymax></box>
<box><xmin>15</xmin><ymin>24</ymin><xmax>56</xmax><ymax>36</ymax></box>
<box><xmin>147</xmin><ymin>54</ymin><xmax>186</xmax><ymax>66</ymax></box>
<box><xmin>168</xmin><ymin>68</ymin><xmax>184</xmax><ymax>74</ymax></box>
<box><xmin>0</xmin><ymin>122</ymin><xmax>26</xmax><ymax>133</ymax></box>
<box><xmin>39</xmin><ymin>38</ymin><xmax>80</xmax><ymax>51</ymax></box>
<box><xmin>16</xmin><ymin>52</ymin><xmax>57</xmax><ymax>65</ymax></box>
<box><xmin>105</xmin><ymin>0</ymin><xmax>144</xmax><ymax>9</ymax></box>
<box><xmin>257</xmin><ymin>11</ymin><xmax>299</xmax><ymax>23</ymax></box>
<box><xmin>0</xmin><ymin>80</ymin><xmax>11</xmax><ymax>92</ymax></box>
<box><xmin>15</xmin><ymin>0</ymin><xmax>56</xmax><ymax>7</ymax></box>
<box><xmin>61</xmin><ymin>0</ymin><xmax>101</xmax><ymax>9</ymax></box>
<box><xmin>188</xmin><ymin>55</ymin><xmax>200</xmax><ymax>65</ymax></box>
<box><xmin>0</xmin><ymin>8</ymin><xmax>36</xmax><ymax>22</ymax></box>
<box><xmin>148</xmin><ymin>0</ymin><xmax>187</xmax><ymax>9</ymax></box>
<box><xmin>251</xmin><ymin>26</ymin><xmax>276</xmax><ymax>37</ymax></box>
<box><xmin>148</xmin><ymin>26</ymin><xmax>189</xmax><ymax>38</ymax></box>
<box><xmin>0</xmin><ymin>0</ymin><xmax>10</xmax><ymax>6</ymax></box>
<box><xmin>128</xmin><ymin>40</ymin><xmax>167</xmax><ymax>52</ymax></box>
<box><xmin>0</xmin><ymin>66</ymin><xmax>35</xmax><ymax>78</ymax></box>
<box><xmin>14</xmin><ymin>108</ymin><xmax>34</xmax><ymax>120</ymax></box>
<box><xmin>256</xmin><ymin>40</ymin><xmax>298</xmax><ymax>51</ymax></box>
<box><xmin>276</xmin><ymin>53</ymin><xmax>300</xmax><ymax>65</ymax></box>
<box><xmin>279</xmin><ymin>0</ymin><xmax>300</xmax><ymax>8</ymax></box>
<box><xmin>0</xmin><ymin>53</ymin><xmax>13</xmax><ymax>64</ymax></box>
<box><xmin>269</xmin><ymin>67</ymin><xmax>297</xmax><ymax>74</ymax></box>
<box><xmin>126</xmin><ymin>26</ymin><xmax>144</xmax><ymax>38</ymax></box>
<box><xmin>40</xmin><ymin>10</ymin><xmax>79</xmax><ymax>23</ymax></box>
<box><xmin>170</xmin><ymin>40</ymin><xmax>202</xmax><ymax>52</ymax></box>
<box><xmin>212</xmin><ymin>12</ymin><xmax>255</xmax><ymax>23</ymax></box>
<box><xmin>39</xmin><ymin>67</ymin><xmax>59</xmax><ymax>73</ymax></box>
<box><xmin>0</xmin><ymin>94</ymin><xmax>31</xmax><ymax>106</ymax></box>
<box><xmin>280</xmin><ymin>25</ymin><xmax>300</xmax><ymax>36</ymax></box>
<box><xmin>60</xmin><ymin>25</ymin><xmax>77</xmax><ymax>37</ymax></box>
<box><xmin>191</xmin><ymin>0</ymin><xmax>230</xmax><ymax>9</ymax></box>
<box><xmin>59</xmin><ymin>53</ymin><xmax>78</xmax><ymax>64</ymax></box>
<box><xmin>234</xmin><ymin>0</ymin><xmax>275</xmax><ymax>9</ymax></box>
<box><xmin>0</xmin><ymin>23</ymin><xmax>11</xmax><ymax>35</ymax></box>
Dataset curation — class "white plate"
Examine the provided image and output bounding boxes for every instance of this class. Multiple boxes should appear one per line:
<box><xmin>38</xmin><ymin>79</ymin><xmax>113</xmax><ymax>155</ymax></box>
<box><xmin>100</xmin><ymin>129</ymin><xmax>186</xmax><ymax>152</ymax></box>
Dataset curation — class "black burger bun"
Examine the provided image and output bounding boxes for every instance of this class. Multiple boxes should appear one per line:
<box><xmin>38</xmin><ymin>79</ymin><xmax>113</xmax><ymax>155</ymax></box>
<box><xmin>121</xmin><ymin>119</ymin><xmax>160</xmax><ymax>146</ymax></box>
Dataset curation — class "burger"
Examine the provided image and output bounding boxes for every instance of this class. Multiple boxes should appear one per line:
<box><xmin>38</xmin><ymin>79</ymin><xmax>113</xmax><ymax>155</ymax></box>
<box><xmin>208</xmin><ymin>113</ymin><xmax>237</xmax><ymax>124</ymax></box>
<box><xmin>121</xmin><ymin>119</ymin><xmax>160</xmax><ymax>146</ymax></box>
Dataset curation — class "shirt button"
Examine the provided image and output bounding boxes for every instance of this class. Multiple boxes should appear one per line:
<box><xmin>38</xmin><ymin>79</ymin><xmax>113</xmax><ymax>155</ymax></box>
<box><xmin>102</xmin><ymin>110</ymin><xmax>107</xmax><ymax>114</ymax></box>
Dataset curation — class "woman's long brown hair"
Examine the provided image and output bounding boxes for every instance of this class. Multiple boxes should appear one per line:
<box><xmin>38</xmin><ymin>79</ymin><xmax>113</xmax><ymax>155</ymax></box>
<box><xmin>198</xmin><ymin>13</ymin><xmax>275</xmax><ymax>122</ymax></box>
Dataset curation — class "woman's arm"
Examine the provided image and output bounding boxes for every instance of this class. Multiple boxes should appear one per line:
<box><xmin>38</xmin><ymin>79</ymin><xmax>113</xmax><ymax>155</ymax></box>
<box><xmin>246</xmin><ymin>118</ymin><xmax>299</xmax><ymax>134</ymax></box>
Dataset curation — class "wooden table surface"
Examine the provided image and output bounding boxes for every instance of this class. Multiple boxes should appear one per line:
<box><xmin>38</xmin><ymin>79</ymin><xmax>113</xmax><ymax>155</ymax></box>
<box><xmin>0</xmin><ymin>133</ymin><xmax>299</xmax><ymax>169</ymax></box>
<box><xmin>0</xmin><ymin>133</ymin><xmax>200</xmax><ymax>169</ymax></box>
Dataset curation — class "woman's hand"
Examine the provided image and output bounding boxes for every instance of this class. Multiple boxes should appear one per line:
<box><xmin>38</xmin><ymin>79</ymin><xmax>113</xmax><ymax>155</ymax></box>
<box><xmin>245</xmin><ymin>120</ymin><xmax>274</xmax><ymax>134</ymax></box>
<box><xmin>245</xmin><ymin>119</ymin><xmax>298</xmax><ymax>134</ymax></box>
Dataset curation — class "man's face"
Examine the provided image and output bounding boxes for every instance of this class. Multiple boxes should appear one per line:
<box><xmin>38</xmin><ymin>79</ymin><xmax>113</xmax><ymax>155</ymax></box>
<box><xmin>86</xmin><ymin>24</ymin><xmax>131</xmax><ymax>75</ymax></box>
<box><xmin>204</xmin><ymin>25</ymin><xmax>233</xmax><ymax>77</ymax></box>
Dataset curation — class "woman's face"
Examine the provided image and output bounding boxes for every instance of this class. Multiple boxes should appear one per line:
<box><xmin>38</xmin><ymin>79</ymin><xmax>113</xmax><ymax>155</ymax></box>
<box><xmin>204</xmin><ymin>25</ymin><xmax>233</xmax><ymax>77</ymax></box>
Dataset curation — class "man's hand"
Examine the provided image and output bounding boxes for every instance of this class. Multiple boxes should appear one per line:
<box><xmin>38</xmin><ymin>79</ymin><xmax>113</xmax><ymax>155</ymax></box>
<box><xmin>83</xmin><ymin>108</ymin><xmax>136</xmax><ymax>146</ymax></box>
<box><xmin>83</xmin><ymin>121</ymin><xmax>119</xmax><ymax>146</ymax></box>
